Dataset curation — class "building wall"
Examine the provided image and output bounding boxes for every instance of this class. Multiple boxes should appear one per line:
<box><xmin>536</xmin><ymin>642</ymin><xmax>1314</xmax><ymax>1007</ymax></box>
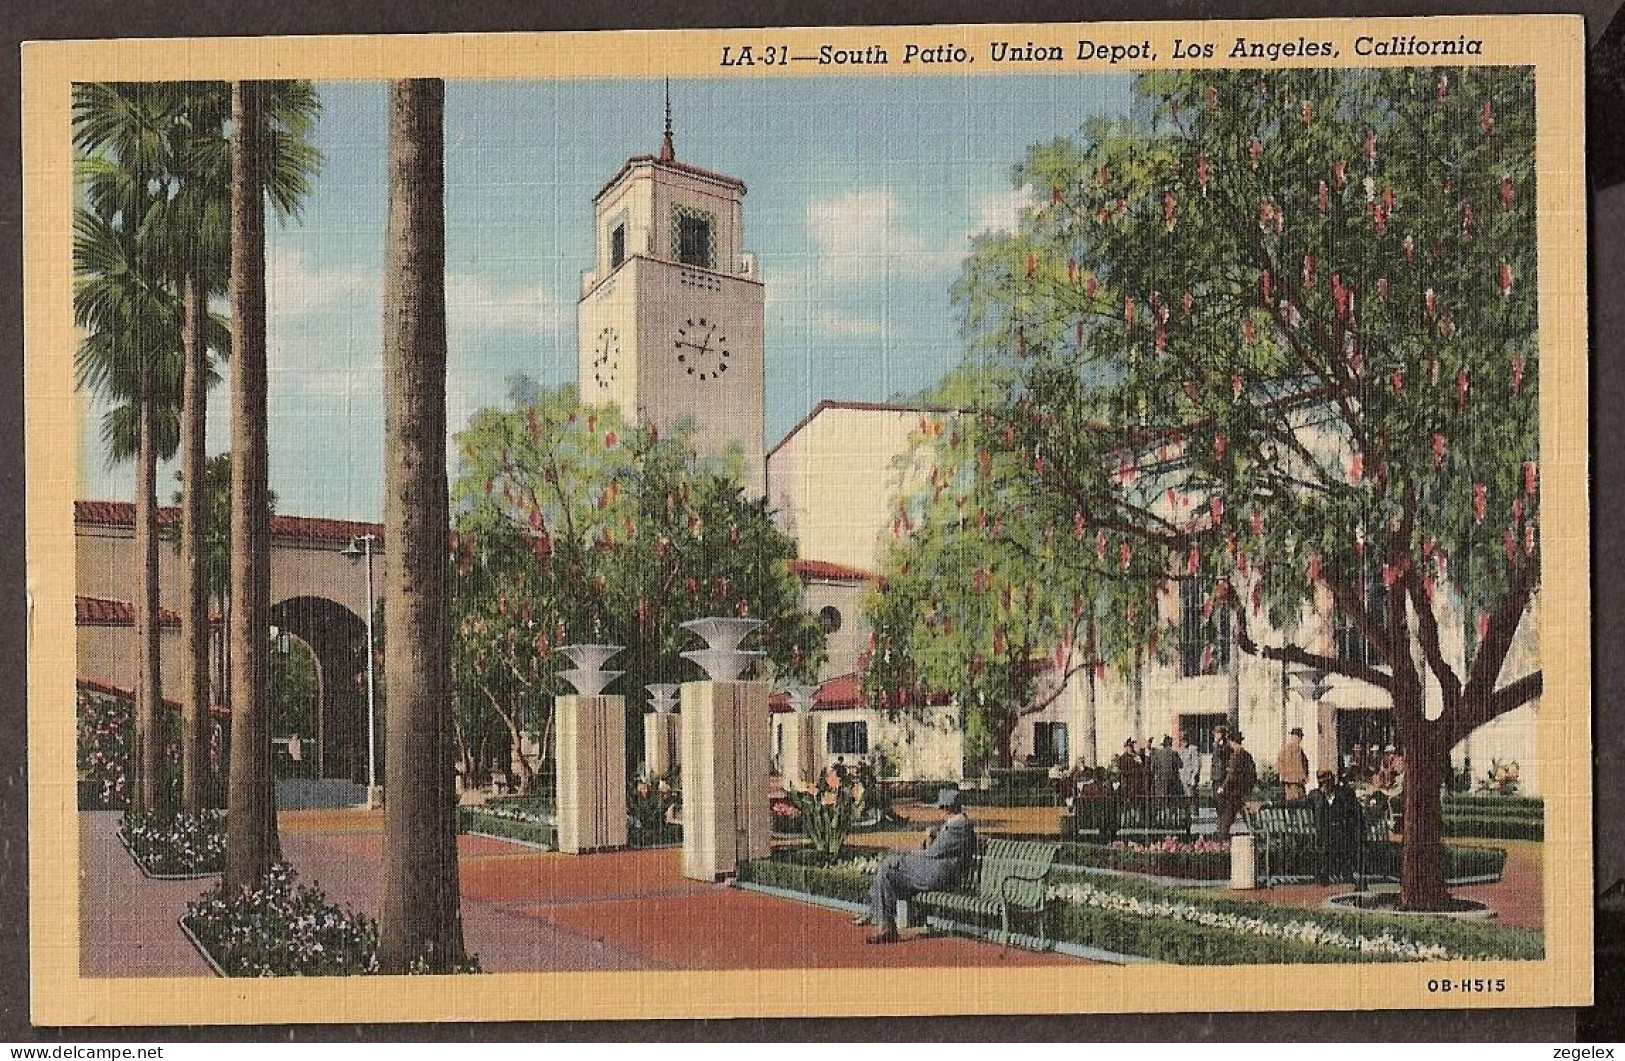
<box><xmin>799</xmin><ymin>578</ymin><xmax>869</xmax><ymax>681</ymax></box>
<box><xmin>767</xmin><ymin>404</ymin><xmax>937</xmax><ymax>574</ymax></box>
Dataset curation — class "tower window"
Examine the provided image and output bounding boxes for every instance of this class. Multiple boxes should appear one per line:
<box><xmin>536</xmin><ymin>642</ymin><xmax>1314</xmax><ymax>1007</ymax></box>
<box><xmin>819</xmin><ymin>606</ymin><xmax>843</xmax><ymax>633</ymax></box>
<box><xmin>610</xmin><ymin>223</ymin><xmax>626</xmax><ymax>268</ymax></box>
<box><xmin>672</xmin><ymin>205</ymin><xmax>715</xmax><ymax>269</ymax></box>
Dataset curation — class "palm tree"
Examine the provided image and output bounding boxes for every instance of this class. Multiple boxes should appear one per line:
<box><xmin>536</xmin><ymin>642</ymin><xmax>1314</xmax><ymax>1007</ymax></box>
<box><xmin>73</xmin><ymin>83</ymin><xmax>188</xmax><ymax>814</ymax></box>
<box><xmin>223</xmin><ymin>79</ymin><xmax>321</xmax><ymax>892</ymax></box>
<box><xmin>378</xmin><ymin>78</ymin><xmax>465</xmax><ymax>972</ymax></box>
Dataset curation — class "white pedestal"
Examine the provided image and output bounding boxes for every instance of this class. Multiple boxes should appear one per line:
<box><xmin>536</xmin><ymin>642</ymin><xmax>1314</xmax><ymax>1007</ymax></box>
<box><xmin>680</xmin><ymin>680</ymin><xmax>772</xmax><ymax>881</ymax></box>
<box><xmin>1229</xmin><ymin>832</ymin><xmax>1257</xmax><ymax>890</ymax></box>
<box><xmin>644</xmin><ymin>711</ymin><xmax>680</xmax><ymax>779</ymax></box>
<box><xmin>779</xmin><ymin>711</ymin><xmax>818</xmax><ymax>789</ymax></box>
<box><xmin>555</xmin><ymin>694</ymin><xmax>628</xmax><ymax>853</ymax></box>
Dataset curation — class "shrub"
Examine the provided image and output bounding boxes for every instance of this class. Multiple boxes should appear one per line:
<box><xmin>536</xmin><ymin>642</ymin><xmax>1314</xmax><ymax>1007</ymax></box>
<box><xmin>119</xmin><ymin>810</ymin><xmax>226</xmax><ymax>877</ymax></box>
<box><xmin>1442</xmin><ymin>814</ymin><xmax>1544</xmax><ymax>841</ymax></box>
<box><xmin>783</xmin><ymin>769</ymin><xmax>864</xmax><ymax>858</ymax></box>
<box><xmin>628</xmin><ymin>774</ymin><xmax>681</xmax><ymax>847</ymax></box>
<box><xmin>737</xmin><ymin>847</ymin><xmax>1541</xmax><ymax>963</ymax></box>
<box><xmin>458</xmin><ymin>805</ymin><xmax>558</xmax><ymax>848</ymax></box>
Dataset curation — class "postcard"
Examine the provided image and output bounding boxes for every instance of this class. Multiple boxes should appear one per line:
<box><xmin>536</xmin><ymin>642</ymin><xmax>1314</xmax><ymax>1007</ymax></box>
<box><xmin>23</xmin><ymin>16</ymin><xmax>1590</xmax><ymax>1025</ymax></box>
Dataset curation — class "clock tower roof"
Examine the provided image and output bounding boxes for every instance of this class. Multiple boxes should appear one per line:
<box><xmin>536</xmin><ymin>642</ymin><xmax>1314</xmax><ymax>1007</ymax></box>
<box><xmin>593</xmin><ymin>154</ymin><xmax>746</xmax><ymax>204</ymax></box>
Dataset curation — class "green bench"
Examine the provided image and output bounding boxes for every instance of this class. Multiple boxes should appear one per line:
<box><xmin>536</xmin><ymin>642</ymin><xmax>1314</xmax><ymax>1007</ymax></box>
<box><xmin>1246</xmin><ymin>803</ymin><xmax>1393</xmax><ymax>885</ymax></box>
<box><xmin>1063</xmin><ymin>796</ymin><xmax>1192</xmax><ymax>841</ymax></box>
<box><xmin>905</xmin><ymin>838</ymin><xmax>1061</xmax><ymax>950</ymax></box>
<box><xmin>1247</xmin><ymin>804</ymin><xmax>1317</xmax><ymax>886</ymax></box>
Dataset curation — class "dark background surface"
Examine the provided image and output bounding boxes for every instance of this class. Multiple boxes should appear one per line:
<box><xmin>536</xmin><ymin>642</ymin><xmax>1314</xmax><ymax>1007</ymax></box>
<box><xmin>0</xmin><ymin>0</ymin><xmax>1619</xmax><ymax>1042</ymax></box>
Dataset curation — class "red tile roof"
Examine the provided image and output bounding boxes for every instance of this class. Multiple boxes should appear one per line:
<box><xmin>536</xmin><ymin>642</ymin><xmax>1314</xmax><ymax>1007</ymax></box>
<box><xmin>77</xmin><ymin>676</ymin><xmax>230</xmax><ymax>717</ymax></box>
<box><xmin>767</xmin><ymin>672</ymin><xmax>953</xmax><ymax>713</ymax></box>
<box><xmin>77</xmin><ymin>595</ymin><xmax>183</xmax><ymax>628</ymax></box>
<box><xmin>76</xmin><ymin>500</ymin><xmax>383</xmax><ymax>547</ymax></box>
<box><xmin>789</xmin><ymin>558</ymin><xmax>879</xmax><ymax>583</ymax></box>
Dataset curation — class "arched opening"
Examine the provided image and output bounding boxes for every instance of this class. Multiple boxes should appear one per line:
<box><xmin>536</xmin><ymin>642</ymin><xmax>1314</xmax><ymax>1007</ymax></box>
<box><xmin>269</xmin><ymin>596</ymin><xmax>374</xmax><ymax>784</ymax></box>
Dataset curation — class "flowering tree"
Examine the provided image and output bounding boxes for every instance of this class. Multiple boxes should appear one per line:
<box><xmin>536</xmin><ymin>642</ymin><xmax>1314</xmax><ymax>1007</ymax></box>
<box><xmin>862</xmin><ymin>407</ymin><xmax>1172</xmax><ymax>770</ymax></box>
<box><xmin>951</xmin><ymin>67</ymin><xmax>1538</xmax><ymax>910</ymax></box>
<box><xmin>450</xmin><ymin>382</ymin><xmax>825</xmax><ymax>778</ymax></box>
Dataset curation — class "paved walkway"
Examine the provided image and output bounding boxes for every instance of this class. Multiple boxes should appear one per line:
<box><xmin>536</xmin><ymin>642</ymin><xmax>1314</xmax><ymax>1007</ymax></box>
<box><xmin>79</xmin><ymin>810</ymin><xmax>1077</xmax><ymax>977</ymax></box>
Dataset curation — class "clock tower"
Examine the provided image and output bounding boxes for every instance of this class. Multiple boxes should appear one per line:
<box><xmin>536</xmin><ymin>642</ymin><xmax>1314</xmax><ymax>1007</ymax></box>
<box><xmin>578</xmin><ymin>97</ymin><xmax>765</xmax><ymax>492</ymax></box>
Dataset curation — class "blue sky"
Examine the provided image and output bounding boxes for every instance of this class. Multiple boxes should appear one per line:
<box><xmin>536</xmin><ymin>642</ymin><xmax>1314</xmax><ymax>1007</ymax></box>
<box><xmin>80</xmin><ymin>73</ymin><xmax>1132</xmax><ymax>520</ymax></box>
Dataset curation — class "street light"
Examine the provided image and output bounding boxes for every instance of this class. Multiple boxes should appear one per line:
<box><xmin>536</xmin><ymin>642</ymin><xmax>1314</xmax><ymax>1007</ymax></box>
<box><xmin>342</xmin><ymin>533</ymin><xmax>379</xmax><ymax>808</ymax></box>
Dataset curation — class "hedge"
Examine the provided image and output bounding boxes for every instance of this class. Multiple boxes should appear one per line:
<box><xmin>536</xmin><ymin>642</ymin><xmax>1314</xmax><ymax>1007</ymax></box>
<box><xmin>742</xmin><ymin>848</ymin><xmax>1542</xmax><ymax>962</ymax></box>
<box><xmin>457</xmin><ymin>807</ymin><xmax>558</xmax><ymax>849</ymax></box>
<box><xmin>1443</xmin><ymin>794</ymin><xmax>1543</xmax><ymax>812</ymax></box>
<box><xmin>1442</xmin><ymin>815</ymin><xmax>1544</xmax><ymax>841</ymax></box>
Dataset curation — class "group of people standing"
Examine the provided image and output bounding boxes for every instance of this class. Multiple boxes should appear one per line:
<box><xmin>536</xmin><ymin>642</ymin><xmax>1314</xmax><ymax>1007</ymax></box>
<box><xmin>1091</xmin><ymin>726</ymin><xmax>1260</xmax><ymax>837</ymax></box>
<box><xmin>1110</xmin><ymin>733</ymin><xmax>1199</xmax><ymax>799</ymax></box>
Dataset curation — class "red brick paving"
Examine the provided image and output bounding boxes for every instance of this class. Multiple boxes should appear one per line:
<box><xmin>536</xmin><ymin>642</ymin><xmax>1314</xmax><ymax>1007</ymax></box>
<box><xmin>517</xmin><ymin>885</ymin><xmax>1073</xmax><ymax>969</ymax></box>
<box><xmin>80</xmin><ymin>806</ymin><xmax>1541</xmax><ymax>978</ymax></box>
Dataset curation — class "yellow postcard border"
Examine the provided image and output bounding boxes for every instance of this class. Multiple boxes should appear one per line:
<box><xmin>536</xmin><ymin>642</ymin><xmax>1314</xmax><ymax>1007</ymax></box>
<box><xmin>23</xmin><ymin>15</ymin><xmax>1591</xmax><ymax>1026</ymax></box>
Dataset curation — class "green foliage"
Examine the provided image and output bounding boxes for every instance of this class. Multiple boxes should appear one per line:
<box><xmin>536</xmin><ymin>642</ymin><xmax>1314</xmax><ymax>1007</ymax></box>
<box><xmin>270</xmin><ymin>636</ymin><xmax>320</xmax><ymax>776</ymax></box>
<box><xmin>119</xmin><ymin>809</ymin><xmax>226</xmax><ymax>877</ymax></box>
<box><xmin>783</xmin><ymin>769</ymin><xmax>863</xmax><ymax>857</ymax></box>
<box><xmin>947</xmin><ymin>66</ymin><xmax>1539</xmax><ymax>726</ymax></box>
<box><xmin>627</xmin><ymin>774</ymin><xmax>682</xmax><ymax>847</ymax></box>
<box><xmin>739</xmin><ymin>846</ymin><xmax>1539</xmax><ymax>962</ymax></box>
<box><xmin>1442</xmin><ymin>814</ymin><xmax>1543</xmax><ymax>841</ymax></box>
<box><xmin>449</xmin><ymin>383</ymin><xmax>826</xmax><ymax>773</ymax></box>
<box><xmin>456</xmin><ymin>805</ymin><xmax>559</xmax><ymax>849</ymax></box>
<box><xmin>184</xmin><ymin>864</ymin><xmax>380</xmax><ymax>976</ymax></box>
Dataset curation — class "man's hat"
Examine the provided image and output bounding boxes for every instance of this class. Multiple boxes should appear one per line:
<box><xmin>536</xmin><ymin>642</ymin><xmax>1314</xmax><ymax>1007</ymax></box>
<box><xmin>1162</xmin><ymin>736</ymin><xmax>1174</xmax><ymax>747</ymax></box>
<box><xmin>1317</xmin><ymin>769</ymin><xmax>1336</xmax><ymax>781</ymax></box>
<box><xmin>1124</xmin><ymin>738</ymin><xmax>1137</xmax><ymax>748</ymax></box>
<box><xmin>1231</xmin><ymin>731</ymin><xmax>1245</xmax><ymax>742</ymax></box>
<box><xmin>1290</xmin><ymin>726</ymin><xmax>1304</xmax><ymax>737</ymax></box>
<box><xmin>935</xmin><ymin>786</ymin><xmax>963</xmax><ymax>809</ymax></box>
<box><xmin>1385</xmin><ymin>744</ymin><xmax>1397</xmax><ymax>752</ymax></box>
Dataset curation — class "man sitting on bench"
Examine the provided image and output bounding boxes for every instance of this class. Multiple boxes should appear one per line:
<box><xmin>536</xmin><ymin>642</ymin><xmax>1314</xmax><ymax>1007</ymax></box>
<box><xmin>854</xmin><ymin>785</ymin><xmax>976</xmax><ymax>944</ymax></box>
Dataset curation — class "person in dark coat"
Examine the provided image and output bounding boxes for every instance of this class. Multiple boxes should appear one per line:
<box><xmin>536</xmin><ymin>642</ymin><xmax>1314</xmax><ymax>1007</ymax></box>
<box><xmin>1209</xmin><ymin>724</ymin><xmax>1232</xmax><ymax>809</ymax></box>
<box><xmin>856</xmin><ymin>786</ymin><xmax>976</xmax><ymax>943</ymax></box>
<box><xmin>1151</xmin><ymin>735</ymin><xmax>1182</xmax><ymax>797</ymax></box>
<box><xmin>1114</xmin><ymin>738</ymin><xmax>1147</xmax><ymax>797</ymax></box>
<box><xmin>1306</xmin><ymin>769</ymin><xmax>1363</xmax><ymax>883</ymax></box>
<box><xmin>1214</xmin><ymin>731</ymin><xmax>1257</xmax><ymax>836</ymax></box>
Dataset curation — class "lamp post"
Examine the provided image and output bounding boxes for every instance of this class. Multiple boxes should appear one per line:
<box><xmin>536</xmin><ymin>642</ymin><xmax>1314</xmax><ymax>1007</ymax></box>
<box><xmin>342</xmin><ymin>533</ymin><xmax>379</xmax><ymax>807</ymax></box>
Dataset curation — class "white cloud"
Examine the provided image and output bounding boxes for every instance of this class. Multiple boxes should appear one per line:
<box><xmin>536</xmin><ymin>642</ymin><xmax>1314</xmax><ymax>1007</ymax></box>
<box><xmin>804</xmin><ymin>187</ymin><xmax>961</xmax><ymax>282</ymax></box>
<box><xmin>266</xmin><ymin>245</ymin><xmax>566</xmax><ymax>338</ymax></box>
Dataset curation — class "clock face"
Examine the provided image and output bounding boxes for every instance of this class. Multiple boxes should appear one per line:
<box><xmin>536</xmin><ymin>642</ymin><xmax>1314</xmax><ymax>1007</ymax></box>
<box><xmin>672</xmin><ymin>315</ymin><xmax>732</xmax><ymax>383</ymax></box>
<box><xmin>591</xmin><ymin>326</ymin><xmax>620</xmax><ymax>391</ymax></box>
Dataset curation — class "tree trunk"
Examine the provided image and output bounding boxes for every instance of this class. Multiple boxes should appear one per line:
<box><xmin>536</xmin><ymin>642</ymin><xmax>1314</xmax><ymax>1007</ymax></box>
<box><xmin>133</xmin><ymin>399</ymin><xmax>164</xmax><ymax>814</ymax></box>
<box><xmin>1399</xmin><ymin>722</ymin><xmax>1451</xmax><ymax>910</ymax></box>
<box><xmin>179</xmin><ymin>273</ymin><xmax>210</xmax><ymax>814</ymax></box>
<box><xmin>225</xmin><ymin>80</ymin><xmax>280</xmax><ymax>893</ymax></box>
<box><xmin>378</xmin><ymin>78</ymin><xmax>464</xmax><ymax>973</ymax></box>
<box><xmin>483</xmin><ymin>687</ymin><xmax>536</xmax><ymax>795</ymax></box>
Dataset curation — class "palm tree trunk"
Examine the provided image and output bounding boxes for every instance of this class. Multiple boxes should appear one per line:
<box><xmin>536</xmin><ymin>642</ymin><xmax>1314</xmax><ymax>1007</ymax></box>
<box><xmin>179</xmin><ymin>274</ymin><xmax>210</xmax><ymax>814</ymax></box>
<box><xmin>134</xmin><ymin>399</ymin><xmax>164</xmax><ymax>814</ymax></box>
<box><xmin>225</xmin><ymin>80</ymin><xmax>279</xmax><ymax>893</ymax></box>
<box><xmin>379</xmin><ymin>78</ymin><xmax>464</xmax><ymax>973</ymax></box>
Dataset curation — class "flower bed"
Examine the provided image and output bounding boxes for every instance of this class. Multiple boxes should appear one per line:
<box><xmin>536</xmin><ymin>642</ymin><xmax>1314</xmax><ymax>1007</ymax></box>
<box><xmin>182</xmin><ymin>865</ymin><xmax>379</xmax><ymax>976</ymax></box>
<box><xmin>457</xmin><ymin>805</ymin><xmax>557</xmax><ymax>849</ymax></box>
<box><xmin>1051</xmin><ymin>838</ymin><xmax>1231</xmax><ymax>881</ymax></box>
<box><xmin>737</xmin><ymin>848</ymin><xmax>1542</xmax><ymax>964</ymax></box>
<box><xmin>118</xmin><ymin>810</ymin><xmax>225</xmax><ymax>878</ymax></box>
